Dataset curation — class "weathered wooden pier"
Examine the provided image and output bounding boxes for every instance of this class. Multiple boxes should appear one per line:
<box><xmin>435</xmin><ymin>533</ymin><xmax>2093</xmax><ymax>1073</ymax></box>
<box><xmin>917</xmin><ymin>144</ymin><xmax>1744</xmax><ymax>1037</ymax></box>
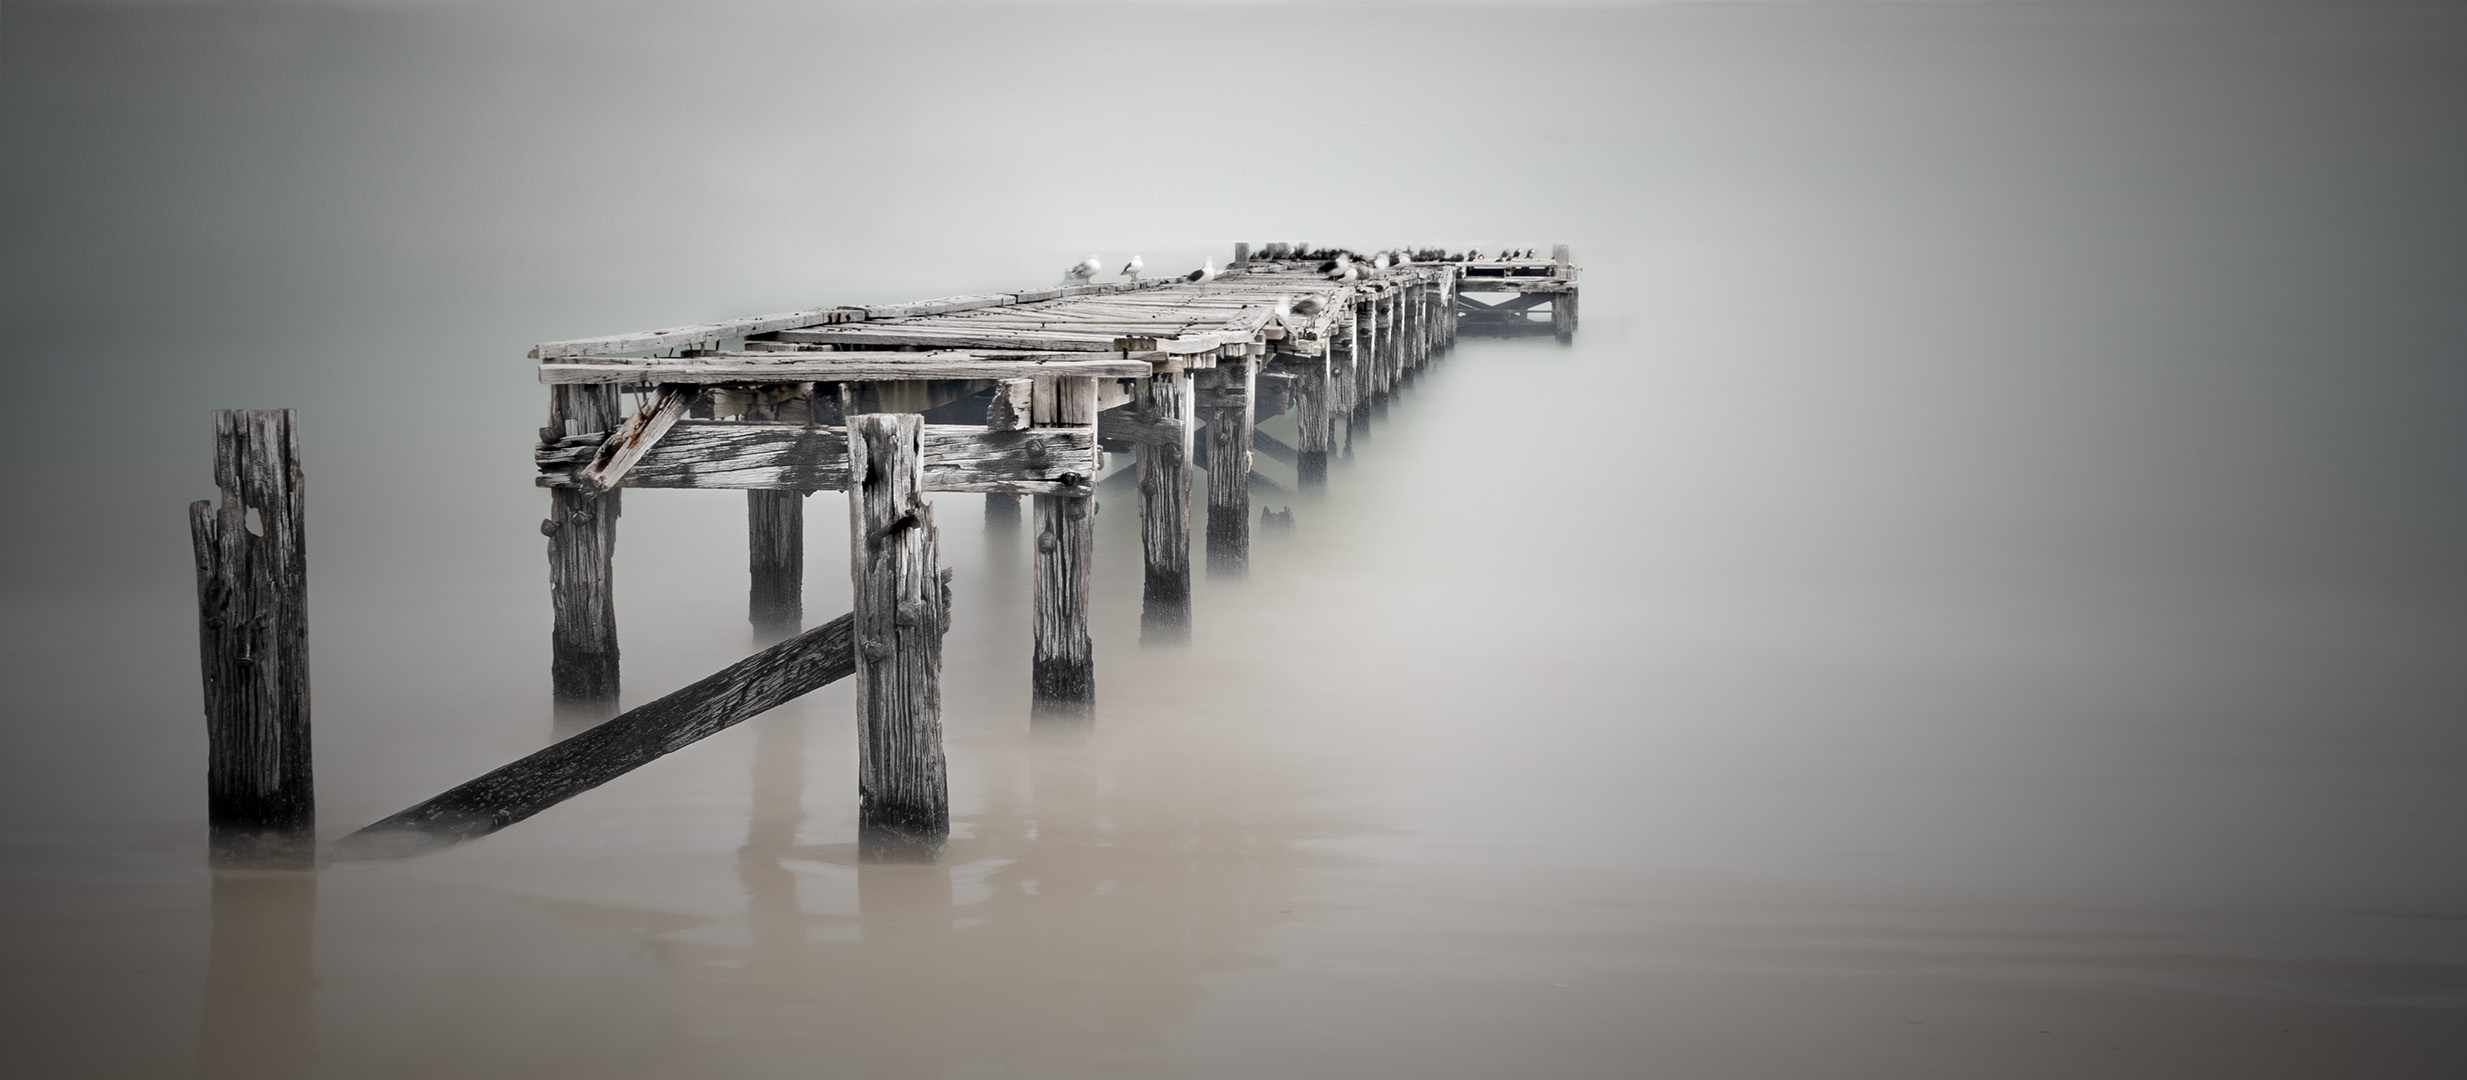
<box><xmin>201</xmin><ymin>243</ymin><xmax>1578</xmax><ymax>865</ymax></box>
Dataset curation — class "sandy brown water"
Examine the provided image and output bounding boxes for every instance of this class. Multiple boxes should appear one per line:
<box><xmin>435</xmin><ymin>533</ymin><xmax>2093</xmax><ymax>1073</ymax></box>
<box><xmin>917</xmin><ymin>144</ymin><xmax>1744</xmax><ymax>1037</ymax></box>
<box><xmin>6</xmin><ymin>1</ymin><xmax>2467</xmax><ymax>1076</ymax></box>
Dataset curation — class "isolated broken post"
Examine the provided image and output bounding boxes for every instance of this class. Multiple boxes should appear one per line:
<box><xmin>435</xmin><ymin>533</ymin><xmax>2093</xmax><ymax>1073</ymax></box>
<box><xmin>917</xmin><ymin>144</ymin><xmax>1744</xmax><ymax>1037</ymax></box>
<box><xmin>190</xmin><ymin>409</ymin><xmax>314</xmax><ymax>869</ymax></box>
<box><xmin>846</xmin><ymin>412</ymin><xmax>952</xmax><ymax>859</ymax></box>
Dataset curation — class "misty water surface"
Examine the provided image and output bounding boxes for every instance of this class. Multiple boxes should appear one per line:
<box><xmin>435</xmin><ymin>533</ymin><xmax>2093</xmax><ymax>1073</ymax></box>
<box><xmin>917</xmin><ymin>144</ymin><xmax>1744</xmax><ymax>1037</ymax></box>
<box><xmin>4</xmin><ymin>1</ymin><xmax>2465</xmax><ymax>1077</ymax></box>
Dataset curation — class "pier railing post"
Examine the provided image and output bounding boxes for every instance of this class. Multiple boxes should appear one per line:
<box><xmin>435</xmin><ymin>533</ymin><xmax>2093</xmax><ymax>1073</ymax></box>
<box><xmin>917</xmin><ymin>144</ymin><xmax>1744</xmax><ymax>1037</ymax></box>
<box><xmin>1134</xmin><ymin>370</ymin><xmax>1194</xmax><ymax>641</ymax></box>
<box><xmin>1031</xmin><ymin>376</ymin><xmax>1099</xmax><ymax>715</ymax></box>
<box><xmin>190</xmin><ymin>409</ymin><xmax>314</xmax><ymax>869</ymax></box>
<box><xmin>1200</xmin><ymin>352</ymin><xmax>1256</xmax><ymax>577</ymax></box>
<box><xmin>747</xmin><ymin>489</ymin><xmax>804</xmax><ymax>639</ymax></box>
<box><xmin>846</xmin><ymin>412</ymin><xmax>951</xmax><ymax>860</ymax></box>
<box><xmin>545</xmin><ymin>384</ymin><xmax>623</xmax><ymax>719</ymax></box>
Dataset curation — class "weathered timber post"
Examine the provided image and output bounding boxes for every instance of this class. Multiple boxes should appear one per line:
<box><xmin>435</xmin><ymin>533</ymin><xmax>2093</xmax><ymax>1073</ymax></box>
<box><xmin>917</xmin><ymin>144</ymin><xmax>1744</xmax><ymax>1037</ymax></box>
<box><xmin>1199</xmin><ymin>353</ymin><xmax>1256</xmax><ymax>577</ymax></box>
<box><xmin>1132</xmin><ymin>370</ymin><xmax>1194</xmax><ymax>641</ymax></box>
<box><xmin>190</xmin><ymin>409</ymin><xmax>314</xmax><ymax>869</ymax></box>
<box><xmin>847</xmin><ymin>413</ymin><xmax>951</xmax><ymax>860</ymax></box>
<box><xmin>984</xmin><ymin>378</ymin><xmax>1031</xmax><ymax>528</ymax></box>
<box><xmin>1331</xmin><ymin>316</ymin><xmax>1360</xmax><ymax>459</ymax></box>
<box><xmin>546</xmin><ymin>384</ymin><xmax>623</xmax><ymax>719</ymax></box>
<box><xmin>1554</xmin><ymin>244</ymin><xmax>1579</xmax><ymax>344</ymax></box>
<box><xmin>1295</xmin><ymin>344</ymin><xmax>1333</xmax><ymax>486</ymax></box>
<box><xmin>1351</xmin><ymin>297</ymin><xmax>1378</xmax><ymax>421</ymax></box>
<box><xmin>747</xmin><ymin>489</ymin><xmax>804</xmax><ymax>639</ymax></box>
<box><xmin>1031</xmin><ymin>376</ymin><xmax>1099</xmax><ymax>714</ymax></box>
<box><xmin>1411</xmin><ymin>281</ymin><xmax>1430</xmax><ymax>377</ymax></box>
<box><xmin>1384</xmin><ymin>288</ymin><xmax>1403</xmax><ymax>395</ymax></box>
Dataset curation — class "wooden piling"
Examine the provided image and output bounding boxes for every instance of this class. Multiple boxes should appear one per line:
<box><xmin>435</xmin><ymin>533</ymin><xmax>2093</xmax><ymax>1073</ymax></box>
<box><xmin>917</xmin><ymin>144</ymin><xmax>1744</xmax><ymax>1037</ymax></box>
<box><xmin>1199</xmin><ymin>354</ymin><xmax>1256</xmax><ymax>577</ymax></box>
<box><xmin>1351</xmin><ymin>298</ymin><xmax>1378</xmax><ymax>421</ymax></box>
<box><xmin>189</xmin><ymin>408</ymin><xmax>314</xmax><ymax>869</ymax></box>
<box><xmin>1132</xmin><ymin>370</ymin><xmax>1194</xmax><ymax>640</ymax></box>
<box><xmin>1029</xmin><ymin>375</ymin><xmax>1098</xmax><ymax>713</ymax></box>
<box><xmin>847</xmin><ymin>413</ymin><xmax>951</xmax><ymax>859</ymax></box>
<box><xmin>747</xmin><ymin>489</ymin><xmax>803</xmax><ymax>638</ymax></box>
<box><xmin>1031</xmin><ymin>493</ymin><xmax>1096</xmax><ymax>713</ymax></box>
<box><xmin>1553</xmin><ymin>244</ymin><xmax>1579</xmax><ymax>343</ymax></box>
<box><xmin>545</xmin><ymin>384</ymin><xmax>623</xmax><ymax>718</ymax></box>
<box><xmin>1294</xmin><ymin>346</ymin><xmax>1332</xmax><ymax>487</ymax></box>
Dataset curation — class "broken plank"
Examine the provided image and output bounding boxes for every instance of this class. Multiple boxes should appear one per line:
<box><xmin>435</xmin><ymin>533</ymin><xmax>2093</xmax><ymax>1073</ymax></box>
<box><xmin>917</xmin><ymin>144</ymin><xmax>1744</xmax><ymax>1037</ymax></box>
<box><xmin>333</xmin><ymin>614</ymin><xmax>858</xmax><ymax>858</ymax></box>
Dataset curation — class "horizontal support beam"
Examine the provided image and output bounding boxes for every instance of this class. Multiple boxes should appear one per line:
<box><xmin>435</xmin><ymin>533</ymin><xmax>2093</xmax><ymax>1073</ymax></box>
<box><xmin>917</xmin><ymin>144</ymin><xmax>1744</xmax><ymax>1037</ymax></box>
<box><xmin>1456</xmin><ymin>279</ymin><xmax>1576</xmax><ymax>294</ymax></box>
<box><xmin>540</xmin><ymin>351</ymin><xmax>1156</xmax><ymax>384</ymax></box>
<box><xmin>539</xmin><ymin>421</ymin><xmax>1099</xmax><ymax>493</ymax></box>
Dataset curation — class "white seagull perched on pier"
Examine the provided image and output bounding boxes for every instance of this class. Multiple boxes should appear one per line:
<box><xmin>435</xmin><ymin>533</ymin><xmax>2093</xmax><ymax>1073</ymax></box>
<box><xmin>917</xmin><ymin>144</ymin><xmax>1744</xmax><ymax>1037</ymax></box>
<box><xmin>1119</xmin><ymin>254</ymin><xmax>1144</xmax><ymax>279</ymax></box>
<box><xmin>1064</xmin><ymin>254</ymin><xmax>1102</xmax><ymax>283</ymax></box>
<box><xmin>1184</xmin><ymin>256</ymin><xmax>1216</xmax><ymax>284</ymax></box>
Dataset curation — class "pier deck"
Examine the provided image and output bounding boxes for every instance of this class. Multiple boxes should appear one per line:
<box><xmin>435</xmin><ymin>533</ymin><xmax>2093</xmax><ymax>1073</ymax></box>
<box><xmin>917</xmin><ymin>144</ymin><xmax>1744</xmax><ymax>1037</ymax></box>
<box><xmin>505</xmin><ymin>243</ymin><xmax>1579</xmax><ymax>856</ymax></box>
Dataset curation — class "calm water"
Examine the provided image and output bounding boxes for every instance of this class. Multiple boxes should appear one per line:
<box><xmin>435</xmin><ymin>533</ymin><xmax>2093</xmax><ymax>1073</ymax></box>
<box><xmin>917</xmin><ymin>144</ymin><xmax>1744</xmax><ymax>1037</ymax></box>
<box><xmin>5</xmin><ymin>1</ymin><xmax>2466</xmax><ymax>1076</ymax></box>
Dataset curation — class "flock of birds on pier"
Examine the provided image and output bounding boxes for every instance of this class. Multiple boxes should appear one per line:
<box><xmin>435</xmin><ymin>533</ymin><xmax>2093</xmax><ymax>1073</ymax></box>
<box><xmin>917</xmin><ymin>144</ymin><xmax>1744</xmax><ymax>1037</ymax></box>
<box><xmin>1062</xmin><ymin>245</ymin><xmax>1540</xmax><ymax>285</ymax></box>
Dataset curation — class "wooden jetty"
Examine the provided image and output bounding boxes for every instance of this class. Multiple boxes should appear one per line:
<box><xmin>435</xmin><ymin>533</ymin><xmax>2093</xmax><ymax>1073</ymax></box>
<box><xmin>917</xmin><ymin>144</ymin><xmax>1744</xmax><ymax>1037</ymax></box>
<box><xmin>207</xmin><ymin>243</ymin><xmax>1579</xmax><ymax>866</ymax></box>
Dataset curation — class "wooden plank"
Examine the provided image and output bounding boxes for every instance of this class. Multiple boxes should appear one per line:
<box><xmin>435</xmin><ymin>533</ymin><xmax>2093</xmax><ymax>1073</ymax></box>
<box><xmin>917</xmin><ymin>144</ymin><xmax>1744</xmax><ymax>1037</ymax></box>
<box><xmin>748</xmin><ymin>490</ymin><xmax>803</xmax><ymax>638</ymax></box>
<box><xmin>530</xmin><ymin>308</ymin><xmax>858</xmax><ymax>360</ymax></box>
<box><xmin>574</xmin><ymin>384</ymin><xmax>692</xmax><ymax>492</ymax></box>
<box><xmin>334</xmin><ymin>615</ymin><xmax>858</xmax><ymax>858</ymax></box>
<box><xmin>847</xmin><ymin>414</ymin><xmax>951</xmax><ymax>859</ymax></box>
<box><xmin>541</xmin><ymin>352</ymin><xmax>1153</xmax><ymax>385</ymax></box>
<box><xmin>860</xmin><ymin>293</ymin><xmax>1017</xmax><ymax>320</ymax></box>
<box><xmin>545</xmin><ymin>385</ymin><xmax>623</xmax><ymax>718</ymax></box>
<box><xmin>538</xmin><ymin>421</ymin><xmax>1098</xmax><ymax>494</ymax></box>
<box><xmin>779</xmin><ymin>326</ymin><xmax>1123</xmax><ymax>352</ymax></box>
<box><xmin>190</xmin><ymin>408</ymin><xmax>314</xmax><ymax>870</ymax></box>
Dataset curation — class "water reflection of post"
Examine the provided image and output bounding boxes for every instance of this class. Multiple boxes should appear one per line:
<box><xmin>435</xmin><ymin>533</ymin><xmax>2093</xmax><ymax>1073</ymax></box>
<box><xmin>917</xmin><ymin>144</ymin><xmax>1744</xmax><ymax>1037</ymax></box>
<box><xmin>198</xmin><ymin>871</ymin><xmax>317</xmax><ymax>1080</ymax></box>
<box><xmin>739</xmin><ymin>714</ymin><xmax>806</xmax><ymax>965</ymax></box>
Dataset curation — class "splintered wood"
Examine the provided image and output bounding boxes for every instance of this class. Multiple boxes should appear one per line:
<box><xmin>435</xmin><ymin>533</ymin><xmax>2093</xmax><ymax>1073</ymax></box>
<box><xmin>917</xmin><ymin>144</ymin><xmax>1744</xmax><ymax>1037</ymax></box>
<box><xmin>191</xmin><ymin>409</ymin><xmax>314</xmax><ymax>869</ymax></box>
<box><xmin>847</xmin><ymin>414</ymin><xmax>952</xmax><ymax>860</ymax></box>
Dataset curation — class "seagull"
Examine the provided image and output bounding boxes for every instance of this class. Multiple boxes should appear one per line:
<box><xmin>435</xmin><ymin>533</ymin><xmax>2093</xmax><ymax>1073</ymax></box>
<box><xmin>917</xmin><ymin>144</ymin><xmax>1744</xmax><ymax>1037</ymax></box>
<box><xmin>1120</xmin><ymin>254</ymin><xmax>1144</xmax><ymax>279</ymax></box>
<box><xmin>1184</xmin><ymin>256</ymin><xmax>1216</xmax><ymax>284</ymax></box>
<box><xmin>1064</xmin><ymin>254</ymin><xmax>1102</xmax><ymax>283</ymax></box>
<box><xmin>1321</xmin><ymin>253</ymin><xmax>1353</xmax><ymax>280</ymax></box>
